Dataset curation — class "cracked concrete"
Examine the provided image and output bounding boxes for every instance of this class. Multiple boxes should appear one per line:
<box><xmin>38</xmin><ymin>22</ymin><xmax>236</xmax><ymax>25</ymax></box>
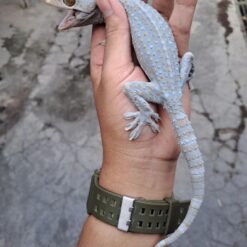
<box><xmin>0</xmin><ymin>0</ymin><xmax>246</xmax><ymax>247</ymax></box>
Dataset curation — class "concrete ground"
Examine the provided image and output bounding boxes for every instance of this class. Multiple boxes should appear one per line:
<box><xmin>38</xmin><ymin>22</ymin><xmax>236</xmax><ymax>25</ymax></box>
<box><xmin>0</xmin><ymin>0</ymin><xmax>246</xmax><ymax>246</ymax></box>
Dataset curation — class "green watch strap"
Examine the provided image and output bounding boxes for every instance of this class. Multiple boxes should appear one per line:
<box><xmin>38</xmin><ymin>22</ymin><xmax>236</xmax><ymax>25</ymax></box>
<box><xmin>87</xmin><ymin>170</ymin><xmax>190</xmax><ymax>235</ymax></box>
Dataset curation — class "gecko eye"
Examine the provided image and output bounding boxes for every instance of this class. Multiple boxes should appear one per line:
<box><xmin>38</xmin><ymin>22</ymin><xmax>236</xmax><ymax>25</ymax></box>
<box><xmin>63</xmin><ymin>0</ymin><xmax>76</xmax><ymax>7</ymax></box>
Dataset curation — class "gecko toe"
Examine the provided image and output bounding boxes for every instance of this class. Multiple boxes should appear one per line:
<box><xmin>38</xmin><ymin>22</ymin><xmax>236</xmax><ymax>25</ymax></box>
<box><xmin>129</xmin><ymin>123</ymin><xmax>143</xmax><ymax>141</ymax></box>
<box><xmin>124</xmin><ymin>111</ymin><xmax>161</xmax><ymax>140</ymax></box>
<box><xmin>125</xmin><ymin>117</ymin><xmax>139</xmax><ymax>131</ymax></box>
<box><xmin>149</xmin><ymin>121</ymin><xmax>160</xmax><ymax>133</ymax></box>
<box><xmin>152</xmin><ymin>112</ymin><xmax>160</xmax><ymax>122</ymax></box>
<box><xmin>124</xmin><ymin>112</ymin><xmax>140</xmax><ymax>120</ymax></box>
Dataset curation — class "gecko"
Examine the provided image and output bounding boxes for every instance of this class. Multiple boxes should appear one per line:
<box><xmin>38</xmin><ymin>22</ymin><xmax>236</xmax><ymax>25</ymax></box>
<box><xmin>45</xmin><ymin>1</ymin><xmax>205</xmax><ymax>246</ymax></box>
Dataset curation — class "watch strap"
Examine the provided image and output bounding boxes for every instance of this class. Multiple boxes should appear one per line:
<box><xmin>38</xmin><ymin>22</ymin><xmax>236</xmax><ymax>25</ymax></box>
<box><xmin>87</xmin><ymin>170</ymin><xmax>190</xmax><ymax>235</ymax></box>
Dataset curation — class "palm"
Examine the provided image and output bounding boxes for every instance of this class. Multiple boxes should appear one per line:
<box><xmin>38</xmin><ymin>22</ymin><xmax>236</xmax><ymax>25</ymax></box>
<box><xmin>91</xmin><ymin>0</ymin><xmax>195</xmax><ymax>163</ymax></box>
<box><xmin>96</xmin><ymin>63</ymin><xmax>190</xmax><ymax>161</ymax></box>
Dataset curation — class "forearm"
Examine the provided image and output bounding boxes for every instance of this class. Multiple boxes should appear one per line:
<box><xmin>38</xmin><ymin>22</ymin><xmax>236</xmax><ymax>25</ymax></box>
<box><xmin>77</xmin><ymin>154</ymin><xmax>177</xmax><ymax>247</ymax></box>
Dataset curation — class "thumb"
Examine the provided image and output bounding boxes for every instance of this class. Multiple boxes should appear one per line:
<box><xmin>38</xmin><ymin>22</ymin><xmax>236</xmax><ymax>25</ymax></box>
<box><xmin>96</xmin><ymin>0</ymin><xmax>132</xmax><ymax>73</ymax></box>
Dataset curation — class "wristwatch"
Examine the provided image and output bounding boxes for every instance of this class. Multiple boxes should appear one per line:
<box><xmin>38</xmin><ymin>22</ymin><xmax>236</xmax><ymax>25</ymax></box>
<box><xmin>87</xmin><ymin>170</ymin><xmax>190</xmax><ymax>235</ymax></box>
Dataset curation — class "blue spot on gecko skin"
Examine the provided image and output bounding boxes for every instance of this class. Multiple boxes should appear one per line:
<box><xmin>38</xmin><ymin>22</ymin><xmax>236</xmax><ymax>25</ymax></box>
<box><xmin>176</xmin><ymin>112</ymin><xmax>186</xmax><ymax>120</ymax></box>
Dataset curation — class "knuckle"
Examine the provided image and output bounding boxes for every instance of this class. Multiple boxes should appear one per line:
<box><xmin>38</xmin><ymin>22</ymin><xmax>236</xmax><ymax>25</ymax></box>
<box><xmin>106</xmin><ymin>15</ymin><xmax>129</xmax><ymax>34</ymax></box>
<box><xmin>106</xmin><ymin>15</ymin><xmax>120</xmax><ymax>31</ymax></box>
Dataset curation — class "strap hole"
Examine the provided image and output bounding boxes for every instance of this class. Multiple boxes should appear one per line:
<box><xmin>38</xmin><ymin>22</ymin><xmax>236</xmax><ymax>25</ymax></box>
<box><xmin>140</xmin><ymin>208</ymin><xmax>146</xmax><ymax>215</ymax></box>
<box><xmin>108</xmin><ymin>212</ymin><xmax>114</xmax><ymax>219</ymax></box>
<box><xmin>102</xmin><ymin>196</ymin><xmax>108</xmax><ymax>204</ymax></box>
<box><xmin>150</xmin><ymin>209</ymin><xmax>155</xmax><ymax>216</ymax></box>
<box><xmin>158</xmin><ymin>210</ymin><xmax>163</xmax><ymax>216</ymax></box>
<box><xmin>94</xmin><ymin>205</ymin><xmax>98</xmax><ymax>212</ymax></box>
<box><xmin>163</xmin><ymin>221</ymin><xmax>166</xmax><ymax>227</ymax></box>
<box><xmin>110</xmin><ymin>199</ymin><xmax>117</xmax><ymax>207</ymax></box>
<box><xmin>100</xmin><ymin>209</ymin><xmax>105</xmax><ymax>216</ymax></box>
<box><xmin>147</xmin><ymin>222</ymin><xmax>152</xmax><ymax>229</ymax></box>
<box><xmin>96</xmin><ymin>194</ymin><xmax>101</xmax><ymax>201</ymax></box>
<box><xmin>138</xmin><ymin>221</ymin><xmax>143</xmax><ymax>228</ymax></box>
<box><xmin>156</xmin><ymin>222</ymin><xmax>160</xmax><ymax>229</ymax></box>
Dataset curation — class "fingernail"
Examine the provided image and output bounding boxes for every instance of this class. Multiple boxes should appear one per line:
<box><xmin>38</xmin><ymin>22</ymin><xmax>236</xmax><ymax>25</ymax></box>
<box><xmin>100</xmin><ymin>0</ymin><xmax>113</xmax><ymax>18</ymax></box>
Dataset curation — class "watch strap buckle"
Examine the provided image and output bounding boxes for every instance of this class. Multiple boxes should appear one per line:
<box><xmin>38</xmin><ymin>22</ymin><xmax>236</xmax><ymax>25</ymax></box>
<box><xmin>118</xmin><ymin>196</ymin><xmax>135</xmax><ymax>232</ymax></box>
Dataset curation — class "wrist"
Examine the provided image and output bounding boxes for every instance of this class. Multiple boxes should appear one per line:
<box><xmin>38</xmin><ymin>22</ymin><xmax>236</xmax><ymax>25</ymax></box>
<box><xmin>99</xmin><ymin>151</ymin><xmax>177</xmax><ymax>200</ymax></box>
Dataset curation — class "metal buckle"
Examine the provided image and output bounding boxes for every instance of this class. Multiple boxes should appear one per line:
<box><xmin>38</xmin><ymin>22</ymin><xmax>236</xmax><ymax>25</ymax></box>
<box><xmin>117</xmin><ymin>196</ymin><xmax>135</xmax><ymax>232</ymax></box>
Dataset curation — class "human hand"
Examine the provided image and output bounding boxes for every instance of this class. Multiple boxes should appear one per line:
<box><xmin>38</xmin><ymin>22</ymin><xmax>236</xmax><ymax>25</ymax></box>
<box><xmin>90</xmin><ymin>0</ymin><xmax>198</xmax><ymax>200</ymax></box>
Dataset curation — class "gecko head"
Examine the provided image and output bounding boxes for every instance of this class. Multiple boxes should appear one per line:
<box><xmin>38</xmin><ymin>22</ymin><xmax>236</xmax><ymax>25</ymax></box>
<box><xmin>45</xmin><ymin>0</ymin><xmax>103</xmax><ymax>31</ymax></box>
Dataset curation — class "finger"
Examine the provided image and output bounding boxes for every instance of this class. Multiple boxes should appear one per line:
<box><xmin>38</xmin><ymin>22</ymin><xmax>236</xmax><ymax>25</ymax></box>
<box><xmin>169</xmin><ymin>0</ymin><xmax>198</xmax><ymax>56</ymax></box>
<box><xmin>90</xmin><ymin>24</ymin><xmax>106</xmax><ymax>90</ymax></box>
<box><xmin>152</xmin><ymin>0</ymin><xmax>174</xmax><ymax>21</ymax></box>
<box><xmin>96</xmin><ymin>0</ymin><xmax>132</xmax><ymax>75</ymax></box>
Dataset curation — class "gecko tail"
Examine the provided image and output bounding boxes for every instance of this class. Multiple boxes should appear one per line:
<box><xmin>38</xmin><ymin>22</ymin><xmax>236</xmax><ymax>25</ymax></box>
<box><xmin>155</xmin><ymin>195</ymin><xmax>204</xmax><ymax>247</ymax></box>
<box><xmin>155</xmin><ymin>109</ymin><xmax>205</xmax><ymax>247</ymax></box>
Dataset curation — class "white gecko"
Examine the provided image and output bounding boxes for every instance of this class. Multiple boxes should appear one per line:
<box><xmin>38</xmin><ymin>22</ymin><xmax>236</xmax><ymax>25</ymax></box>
<box><xmin>44</xmin><ymin>0</ymin><xmax>205</xmax><ymax>246</ymax></box>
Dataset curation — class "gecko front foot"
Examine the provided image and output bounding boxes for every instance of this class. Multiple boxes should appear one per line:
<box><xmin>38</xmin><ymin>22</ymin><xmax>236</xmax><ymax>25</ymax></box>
<box><xmin>124</xmin><ymin>111</ymin><xmax>160</xmax><ymax>140</ymax></box>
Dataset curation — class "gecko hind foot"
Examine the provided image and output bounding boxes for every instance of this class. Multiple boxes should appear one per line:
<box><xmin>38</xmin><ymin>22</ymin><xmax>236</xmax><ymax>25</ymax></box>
<box><xmin>124</xmin><ymin>111</ymin><xmax>160</xmax><ymax>140</ymax></box>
